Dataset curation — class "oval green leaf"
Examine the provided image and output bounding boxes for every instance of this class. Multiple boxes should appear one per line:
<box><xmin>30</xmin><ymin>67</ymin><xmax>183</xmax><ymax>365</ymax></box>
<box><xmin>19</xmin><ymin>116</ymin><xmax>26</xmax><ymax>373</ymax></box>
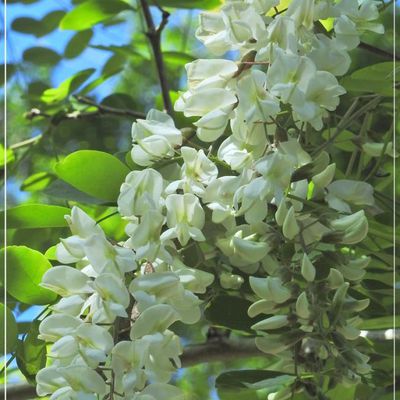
<box><xmin>64</xmin><ymin>30</ymin><xmax>93</xmax><ymax>58</ymax></box>
<box><xmin>0</xmin><ymin>304</ymin><xmax>18</xmax><ymax>354</ymax></box>
<box><xmin>23</xmin><ymin>47</ymin><xmax>61</xmax><ymax>66</ymax></box>
<box><xmin>21</xmin><ymin>172</ymin><xmax>56</xmax><ymax>192</ymax></box>
<box><xmin>54</xmin><ymin>150</ymin><xmax>130</xmax><ymax>202</ymax></box>
<box><xmin>60</xmin><ymin>0</ymin><xmax>132</xmax><ymax>31</ymax></box>
<box><xmin>2</xmin><ymin>204</ymin><xmax>70</xmax><ymax>229</ymax></box>
<box><xmin>2</xmin><ymin>246</ymin><xmax>58</xmax><ymax>305</ymax></box>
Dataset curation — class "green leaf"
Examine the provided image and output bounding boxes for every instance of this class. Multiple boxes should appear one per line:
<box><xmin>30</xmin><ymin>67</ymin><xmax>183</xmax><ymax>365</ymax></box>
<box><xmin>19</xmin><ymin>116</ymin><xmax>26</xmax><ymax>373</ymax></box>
<box><xmin>41</xmin><ymin>68</ymin><xmax>95</xmax><ymax>103</ymax></box>
<box><xmin>21</xmin><ymin>172</ymin><xmax>57</xmax><ymax>192</ymax></box>
<box><xmin>2</xmin><ymin>204</ymin><xmax>70</xmax><ymax>229</ymax></box>
<box><xmin>1</xmin><ymin>246</ymin><xmax>58</xmax><ymax>305</ymax></box>
<box><xmin>64</xmin><ymin>30</ymin><xmax>93</xmax><ymax>58</ymax></box>
<box><xmin>0</xmin><ymin>64</ymin><xmax>16</xmax><ymax>85</ymax></box>
<box><xmin>54</xmin><ymin>150</ymin><xmax>130</xmax><ymax>202</ymax></box>
<box><xmin>60</xmin><ymin>0</ymin><xmax>133</xmax><ymax>31</ymax></box>
<box><xmin>204</xmin><ymin>295</ymin><xmax>263</xmax><ymax>332</ymax></box>
<box><xmin>0</xmin><ymin>144</ymin><xmax>15</xmax><ymax>168</ymax></box>
<box><xmin>359</xmin><ymin>316</ymin><xmax>399</xmax><ymax>330</ymax></box>
<box><xmin>151</xmin><ymin>0</ymin><xmax>222</xmax><ymax>9</ymax></box>
<box><xmin>321</xmin><ymin>129</ymin><xmax>356</xmax><ymax>152</ymax></box>
<box><xmin>44</xmin><ymin>245</ymin><xmax>58</xmax><ymax>260</ymax></box>
<box><xmin>12</xmin><ymin>11</ymin><xmax>65</xmax><ymax>37</ymax></box>
<box><xmin>341</xmin><ymin>62</ymin><xmax>399</xmax><ymax>97</ymax></box>
<box><xmin>23</xmin><ymin>47</ymin><xmax>61</xmax><ymax>66</ymax></box>
<box><xmin>102</xmin><ymin>53</ymin><xmax>126</xmax><ymax>75</ymax></box>
<box><xmin>44</xmin><ymin>179</ymin><xmax>106</xmax><ymax>204</ymax></box>
<box><xmin>16</xmin><ymin>321</ymin><xmax>47</xmax><ymax>384</ymax></box>
<box><xmin>11</xmin><ymin>17</ymin><xmax>43</xmax><ymax>35</ymax></box>
<box><xmin>0</xmin><ymin>304</ymin><xmax>18</xmax><ymax>354</ymax></box>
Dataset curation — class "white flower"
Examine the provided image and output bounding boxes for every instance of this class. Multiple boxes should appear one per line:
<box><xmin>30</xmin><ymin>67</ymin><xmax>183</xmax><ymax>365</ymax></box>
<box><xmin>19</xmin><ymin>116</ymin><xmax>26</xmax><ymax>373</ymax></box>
<box><xmin>39</xmin><ymin>314</ymin><xmax>82</xmax><ymax>342</ymax></box>
<box><xmin>166</xmin><ymin>147</ymin><xmax>218</xmax><ymax>196</ymax></box>
<box><xmin>49</xmin><ymin>324</ymin><xmax>113</xmax><ymax>368</ymax></box>
<box><xmin>257</xmin><ymin>17</ymin><xmax>298</xmax><ymax>61</ymax></box>
<box><xmin>40</xmin><ymin>266</ymin><xmax>92</xmax><ymax>297</ymax></box>
<box><xmin>218</xmin><ymin>112</ymin><xmax>270</xmax><ymax>172</ymax></box>
<box><xmin>161</xmin><ymin>193</ymin><xmax>205</xmax><ymax>246</ymax></box>
<box><xmin>291</xmin><ymin>70</ymin><xmax>346</xmax><ymax>130</ymax></box>
<box><xmin>131</xmin><ymin>109</ymin><xmax>182</xmax><ymax>167</ymax></box>
<box><xmin>175</xmin><ymin>87</ymin><xmax>237</xmax><ymax>142</ymax></box>
<box><xmin>118</xmin><ymin>169</ymin><xmax>164</xmax><ymax>217</ymax></box>
<box><xmin>217</xmin><ymin>225</ymin><xmax>271</xmax><ymax>268</ymax></box>
<box><xmin>36</xmin><ymin>366</ymin><xmax>106</xmax><ymax>398</ymax></box>
<box><xmin>286</xmin><ymin>0</ymin><xmax>314</xmax><ymax>30</ymax></box>
<box><xmin>186</xmin><ymin>59</ymin><xmax>238</xmax><ymax>90</ymax></box>
<box><xmin>82</xmin><ymin>273</ymin><xmax>130</xmax><ymax>323</ymax></box>
<box><xmin>325</xmin><ymin>180</ymin><xmax>374</xmax><ymax>212</ymax></box>
<box><xmin>236</xmin><ymin>69</ymin><xmax>280</xmax><ymax>124</ymax></box>
<box><xmin>125</xmin><ymin>210</ymin><xmax>165</xmax><ymax>261</ymax></box>
<box><xmin>56</xmin><ymin>207</ymin><xmax>104</xmax><ymax>264</ymax></box>
<box><xmin>308</xmin><ymin>34</ymin><xmax>351</xmax><ymax>76</ymax></box>
<box><xmin>335</xmin><ymin>0</ymin><xmax>384</xmax><ymax>50</ymax></box>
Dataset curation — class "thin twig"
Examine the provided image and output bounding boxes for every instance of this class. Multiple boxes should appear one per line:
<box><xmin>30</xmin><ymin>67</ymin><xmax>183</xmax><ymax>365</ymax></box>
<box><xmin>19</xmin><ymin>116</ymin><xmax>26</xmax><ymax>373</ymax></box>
<box><xmin>74</xmin><ymin>96</ymin><xmax>146</xmax><ymax>119</ymax></box>
<box><xmin>139</xmin><ymin>0</ymin><xmax>173</xmax><ymax>114</ymax></box>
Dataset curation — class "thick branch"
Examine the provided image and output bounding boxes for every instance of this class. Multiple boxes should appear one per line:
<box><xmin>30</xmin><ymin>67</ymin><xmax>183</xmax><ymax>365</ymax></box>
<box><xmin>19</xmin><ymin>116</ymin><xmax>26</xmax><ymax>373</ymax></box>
<box><xmin>139</xmin><ymin>0</ymin><xmax>173</xmax><ymax>115</ymax></box>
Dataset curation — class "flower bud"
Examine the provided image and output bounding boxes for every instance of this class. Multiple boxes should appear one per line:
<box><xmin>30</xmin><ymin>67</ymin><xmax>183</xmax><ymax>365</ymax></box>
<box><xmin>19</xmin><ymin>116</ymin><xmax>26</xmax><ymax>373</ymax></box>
<box><xmin>248</xmin><ymin>299</ymin><xmax>276</xmax><ymax>318</ymax></box>
<box><xmin>251</xmin><ymin>315</ymin><xmax>289</xmax><ymax>331</ymax></box>
<box><xmin>282</xmin><ymin>206</ymin><xmax>300</xmax><ymax>240</ymax></box>
<box><xmin>301</xmin><ymin>254</ymin><xmax>316</xmax><ymax>282</ymax></box>
<box><xmin>312</xmin><ymin>163</ymin><xmax>336</xmax><ymax>188</ymax></box>
<box><xmin>220</xmin><ymin>272</ymin><xmax>244</xmax><ymax>290</ymax></box>
<box><xmin>249</xmin><ymin>276</ymin><xmax>291</xmax><ymax>304</ymax></box>
<box><xmin>275</xmin><ymin>200</ymin><xmax>288</xmax><ymax>226</ymax></box>
<box><xmin>296</xmin><ymin>292</ymin><xmax>311</xmax><ymax>319</ymax></box>
<box><xmin>329</xmin><ymin>210</ymin><xmax>368</xmax><ymax>245</ymax></box>
<box><xmin>327</xmin><ymin>268</ymin><xmax>344</xmax><ymax>289</ymax></box>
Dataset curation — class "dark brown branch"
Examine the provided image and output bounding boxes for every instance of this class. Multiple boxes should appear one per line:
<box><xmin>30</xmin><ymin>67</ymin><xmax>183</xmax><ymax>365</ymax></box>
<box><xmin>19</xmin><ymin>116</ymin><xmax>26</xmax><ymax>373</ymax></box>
<box><xmin>359</xmin><ymin>41</ymin><xmax>399</xmax><ymax>61</ymax></box>
<box><xmin>139</xmin><ymin>0</ymin><xmax>173</xmax><ymax>115</ymax></box>
<box><xmin>74</xmin><ymin>96</ymin><xmax>146</xmax><ymax>119</ymax></box>
<box><xmin>24</xmin><ymin>99</ymin><xmax>146</xmax><ymax>126</ymax></box>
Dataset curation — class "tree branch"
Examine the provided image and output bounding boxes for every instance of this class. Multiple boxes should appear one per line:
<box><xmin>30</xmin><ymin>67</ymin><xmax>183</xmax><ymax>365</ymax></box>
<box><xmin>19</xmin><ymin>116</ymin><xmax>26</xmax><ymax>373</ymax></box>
<box><xmin>74</xmin><ymin>96</ymin><xmax>146</xmax><ymax>119</ymax></box>
<box><xmin>139</xmin><ymin>0</ymin><xmax>173</xmax><ymax>115</ymax></box>
<box><xmin>359</xmin><ymin>41</ymin><xmax>399</xmax><ymax>61</ymax></box>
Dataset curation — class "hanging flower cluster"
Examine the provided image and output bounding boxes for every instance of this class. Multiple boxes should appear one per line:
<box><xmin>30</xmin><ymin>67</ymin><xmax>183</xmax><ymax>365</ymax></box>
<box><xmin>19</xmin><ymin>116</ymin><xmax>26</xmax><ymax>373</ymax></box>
<box><xmin>36</xmin><ymin>0</ymin><xmax>385</xmax><ymax>398</ymax></box>
<box><xmin>36</xmin><ymin>205</ymin><xmax>213</xmax><ymax>399</ymax></box>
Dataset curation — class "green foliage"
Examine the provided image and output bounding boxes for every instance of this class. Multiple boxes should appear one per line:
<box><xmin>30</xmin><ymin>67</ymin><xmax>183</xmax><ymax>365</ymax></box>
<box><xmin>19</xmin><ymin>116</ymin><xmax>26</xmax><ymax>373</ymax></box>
<box><xmin>60</xmin><ymin>0</ymin><xmax>133</xmax><ymax>31</ymax></box>
<box><xmin>1</xmin><ymin>246</ymin><xmax>57</xmax><ymax>305</ymax></box>
<box><xmin>341</xmin><ymin>62</ymin><xmax>399</xmax><ymax>96</ymax></box>
<box><xmin>0</xmin><ymin>304</ymin><xmax>18</xmax><ymax>354</ymax></box>
<box><xmin>40</xmin><ymin>68</ymin><xmax>95</xmax><ymax>103</ymax></box>
<box><xmin>16</xmin><ymin>321</ymin><xmax>47</xmax><ymax>384</ymax></box>
<box><xmin>54</xmin><ymin>150</ymin><xmax>130</xmax><ymax>202</ymax></box>
<box><xmin>3</xmin><ymin>204</ymin><xmax>70</xmax><ymax>229</ymax></box>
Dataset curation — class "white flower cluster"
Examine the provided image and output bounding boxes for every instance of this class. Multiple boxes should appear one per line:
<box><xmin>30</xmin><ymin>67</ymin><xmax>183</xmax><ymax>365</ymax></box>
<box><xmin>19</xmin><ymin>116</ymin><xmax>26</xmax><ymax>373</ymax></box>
<box><xmin>36</xmin><ymin>0</ymin><xmax>384</xmax><ymax>397</ymax></box>
<box><xmin>177</xmin><ymin>0</ymin><xmax>383</xmax><ymax>135</ymax></box>
<box><xmin>36</xmin><ymin>206</ymin><xmax>213</xmax><ymax>399</ymax></box>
